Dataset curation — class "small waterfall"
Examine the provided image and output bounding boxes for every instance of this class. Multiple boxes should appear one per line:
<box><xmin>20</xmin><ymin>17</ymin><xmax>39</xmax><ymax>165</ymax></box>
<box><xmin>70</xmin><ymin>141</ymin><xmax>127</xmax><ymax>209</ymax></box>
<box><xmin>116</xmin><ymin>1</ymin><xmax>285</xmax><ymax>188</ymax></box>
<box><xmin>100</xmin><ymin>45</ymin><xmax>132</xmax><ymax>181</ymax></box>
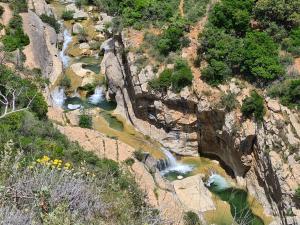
<box><xmin>88</xmin><ymin>86</ymin><xmax>104</xmax><ymax>105</ymax></box>
<box><xmin>51</xmin><ymin>87</ymin><xmax>66</xmax><ymax>107</ymax></box>
<box><xmin>206</xmin><ymin>173</ymin><xmax>230</xmax><ymax>191</ymax></box>
<box><xmin>60</xmin><ymin>29</ymin><xmax>72</xmax><ymax>68</ymax></box>
<box><xmin>160</xmin><ymin>148</ymin><xmax>193</xmax><ymax>175</ymax></box>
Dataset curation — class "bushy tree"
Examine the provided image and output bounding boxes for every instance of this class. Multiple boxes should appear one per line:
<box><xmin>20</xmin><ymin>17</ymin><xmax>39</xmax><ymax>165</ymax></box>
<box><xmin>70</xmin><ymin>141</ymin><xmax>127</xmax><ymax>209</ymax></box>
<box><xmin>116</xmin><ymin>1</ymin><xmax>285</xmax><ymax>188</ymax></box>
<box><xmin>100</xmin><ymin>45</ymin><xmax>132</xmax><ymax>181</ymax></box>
<box><xmin>156</xmin><ymin>22</ymin><xmax>186</xmax><ymax>56</ymax></box>
<box><xmin>149</xmin><ymin>60</ymin><xmax>193</xmax><ymax>93</ymax></box>
<box><xmin>282</xmin><ymin>28</ymin><xmax>300</xmax><ymax>56</ymax></box>
<box><xmin>2</xmin><ymin>15</ymin><xmax>30</xmax><ymax>52</ymax></box>
<box><xmin>149</xmin><ymin>69</ymin><xmax>172</xmax><ymax>92</ymax></box>
<box><xmin>242</xmin><ymin>31</ymin><xmax>284</xmax><ymax>81</ymax></box>
<box><xmin>210</xmin><ymin>0</ymin><xmax>254</xmax><ymax>35</ymax></box>
<box><xmin>201</xmin><ymin>60</ymin><xmax>231</xmax><ymax>85</ymax></box>
<box><xmin>241</xmin><ymin>91</ymin><xmax>265</xmax><ymax>121</ymax></box>
<box><xmin>254</xmin><ymin>0</ymin><xmax>300</xmax><ymax>30</ymax></box>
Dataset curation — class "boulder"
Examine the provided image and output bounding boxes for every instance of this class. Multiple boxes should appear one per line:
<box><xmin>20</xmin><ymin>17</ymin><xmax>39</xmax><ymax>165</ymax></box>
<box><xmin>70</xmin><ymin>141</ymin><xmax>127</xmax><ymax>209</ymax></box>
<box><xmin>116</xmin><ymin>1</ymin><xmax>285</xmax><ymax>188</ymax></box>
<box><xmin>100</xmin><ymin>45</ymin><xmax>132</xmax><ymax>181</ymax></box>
<box><xmin>267</xmin><ymin>99</ymin><xmax>281</xmax><ymax>113</ymax></box>
<box><xmin>72</xmin><ymin>23</ymin><xmax>83</xmax><ymax>34</ymax></box>
<box><xmin>173</xmin><ymin>174</ymin><xmax>215</xmax><ymax>212</ymax></box>
<box><xmin>73</xmin><ymin>11</ymin><xmax>88</xmax><ymax>20</ymax></box>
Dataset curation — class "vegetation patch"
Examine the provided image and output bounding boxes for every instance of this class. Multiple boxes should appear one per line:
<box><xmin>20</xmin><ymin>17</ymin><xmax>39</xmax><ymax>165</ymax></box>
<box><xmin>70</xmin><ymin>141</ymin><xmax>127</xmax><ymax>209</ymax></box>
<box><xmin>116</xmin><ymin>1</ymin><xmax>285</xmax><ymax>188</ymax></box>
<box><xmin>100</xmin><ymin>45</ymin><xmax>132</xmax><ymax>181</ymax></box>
<box><xmin>149</xmin><ymin>59</ymin><xmax>193</xmax><ymax>93</ymax></box>
<box><xmin>40</xmin><ymin>13</ymin><xmax>61</xmax><ymax>33</ymax></box>
<box><xmin>241</xmin><ymin>91</ymin><xmax>265</xmax><ymax>121</ymax></box>
<box><xmin>2</xmin><ymin>15</ymin><xmax>30</xmax><ymax>52</ymax></box>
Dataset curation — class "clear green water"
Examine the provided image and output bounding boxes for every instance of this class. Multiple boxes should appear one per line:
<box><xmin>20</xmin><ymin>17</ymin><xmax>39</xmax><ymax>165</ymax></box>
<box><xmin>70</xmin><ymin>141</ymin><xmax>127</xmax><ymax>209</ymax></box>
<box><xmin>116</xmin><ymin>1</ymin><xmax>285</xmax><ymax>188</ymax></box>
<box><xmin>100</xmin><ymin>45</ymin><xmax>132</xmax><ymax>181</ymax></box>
<box><xmin>100</xmin><ymin>112</ymin><xmax>124</xmax><ymax>131</ymax></box>
<box><xmin>164</xmin><ymin>170</ymin><xmax>192</xmax><ymax>181</ymax></box>
<box><xmin>209</xmin><ymin>186</ymin><xmax>264</xmax><ymax>225</ymax></box>
<box><xmin>82</xmin><ymin>63</ymin><xmax>101</xmax><ymax>74</ymax></box>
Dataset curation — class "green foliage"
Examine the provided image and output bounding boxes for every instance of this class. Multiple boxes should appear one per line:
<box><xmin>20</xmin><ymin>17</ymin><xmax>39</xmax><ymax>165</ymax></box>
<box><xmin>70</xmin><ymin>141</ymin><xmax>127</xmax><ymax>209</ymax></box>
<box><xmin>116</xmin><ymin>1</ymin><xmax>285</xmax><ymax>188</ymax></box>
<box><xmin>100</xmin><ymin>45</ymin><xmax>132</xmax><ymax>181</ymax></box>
<box><xmin>156</xmin><ymin>21</ymin><xmax>187</xmax><ymax>56</ymax></box>
<box><xmin>184</xmin><ymin>211</ymin><xmax>201</xmax><ymax>225</ymax></box>
<box><xmin>242</xmin><ymin>31</ymin><xmax>284</xmax><ymax>81</ymax></box>
<box><xmin>149</xmin><ymin>60</ymin><xmax>193</xmax><ymax>93</ymax></box>
<box><xmin>60</xmin><ymin>76</ymin><xmax>71</xmax><ymax>88</ymax></box>
<box><xmin>282</xmin><ymin>28</ymin><xmax>300</xmax><ymax>56</ymax></box>
<box><xmin>295</xmin><ymin>186</ymin><xmax>300</xmax><ymax>200</ymax></box>
<box><xmin>79</xmin><ymin>114</ymin><xmax>92</xmax><ymax>128</ymax></box>
<box><xmin>241</xmin><ymin>91</ymin><xmax>265</xmax><ymax>121</ymax></box>
<box><xmin>133</xmin><ymin>149</ymin><xmax>144</xmax><ymax>162</ymax></box>
<box><xmin>254</xmin><ymin>0</ymin><xmax>300</xmax><ymax>30</ymax></box>
<box><xmin>40</xmin><ymin>14</ymin><xmax>61</xmax><ymax>33</ymax></box>
<box><xmin>9</xmin><ymin>0</ymin><xmax>28</xmax><ymax>13</ymax></box>
<box><xmin>2</xmin><ymin>15</ymin><xmax>30</xmax><ymax>52</ymax></box>
<box><xmin>124</xmin><ymin>157</ymin><xmax>135</xmax><ymax>166</ymax></box>
<box><xmin>210</xmin><ymin>0</ymin><xmax>254</xmax><ymax>35</ymax></box>
<box><xmin>172</xmin><ymin>59</ymin><xmax>193</xmax><ymax>92</ymax></box>
<box><xmin>75</xmin><ymin>0</ymin><xmax>88</xmax><ymax>8</ymax></box>
<box><xmin>220</xmin><ymin>92</ymin><xmax>238</xmax><ymax>112</ymax></box>
<box><xmin>0</xmin><ymin>65</ymin><xmax>48</xmax><ymax>119</ymax></box>
<box><xmin>183</xmin><ymin>0</ymin><xmax>209</xmax><ymax>23</ymax></box>
<box><xmin>61</xmin><ymin>10</ymin><xmax>74</xmax><ymax>21</ymax></box>
<box><xmin>201</xmin><ymin>59</ymin><xmax>232</xmax><ymax>85</ymax></box>
<box><xmin>268</xmin><ymin>79</ymin><xmax>300</xmax><ymax>109</ymax></box>
<box><xmin>0</xmin><ymin>5</ymin><xmax>4</xmax><ymax>17</ymax></box>
<box><xmin>97</xmin><ymin>0</ymin><xmax>179</xmax><ymax>28</ymax></box>
<box><xmin>149</xmin><ymin>69</ymin><xmax>172</xmax><ymax>92</ymax></box>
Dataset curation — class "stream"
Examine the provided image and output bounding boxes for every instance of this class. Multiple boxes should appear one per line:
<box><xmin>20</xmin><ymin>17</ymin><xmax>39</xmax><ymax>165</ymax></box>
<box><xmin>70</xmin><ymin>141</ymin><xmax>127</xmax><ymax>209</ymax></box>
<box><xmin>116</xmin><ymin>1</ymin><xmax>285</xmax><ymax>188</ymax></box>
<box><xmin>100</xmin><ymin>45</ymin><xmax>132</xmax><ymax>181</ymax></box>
<box><xmin>49</xmin><ymin>1</ymin><xmax>270</xmax><ymax>224</ymax></box>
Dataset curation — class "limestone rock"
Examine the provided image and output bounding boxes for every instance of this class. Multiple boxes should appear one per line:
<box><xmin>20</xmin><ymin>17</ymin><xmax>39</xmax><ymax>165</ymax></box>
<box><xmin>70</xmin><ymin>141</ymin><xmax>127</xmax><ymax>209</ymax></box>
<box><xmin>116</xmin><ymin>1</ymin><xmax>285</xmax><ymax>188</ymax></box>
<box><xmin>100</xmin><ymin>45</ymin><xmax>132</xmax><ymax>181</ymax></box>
<box><xmin>267</xmin><ymin>99</ymin><xmax>281</xmax><ymax>113</ymax></box>
<box><xmin>72</xmin><ymin>23</ymin><xmax>83</xmax><ymax>34</ymax></box>
<box><xmin>173</xmin><ymin>175</ymin><xmax>215</xmax><ymax>213</ymax></box>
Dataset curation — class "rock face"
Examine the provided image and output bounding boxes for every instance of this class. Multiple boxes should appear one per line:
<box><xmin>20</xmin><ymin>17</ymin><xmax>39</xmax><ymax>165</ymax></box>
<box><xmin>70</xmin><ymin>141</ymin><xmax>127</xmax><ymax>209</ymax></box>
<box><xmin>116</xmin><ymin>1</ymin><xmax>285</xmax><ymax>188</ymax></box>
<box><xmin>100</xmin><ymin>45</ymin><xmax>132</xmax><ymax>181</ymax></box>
<box><xmin>101</xmin><ymin>35</ymin><xmax>300</xmax><ymax>224</ymax></box>
<box><xmin>21</xmin><ymin>9</ymin><xmax>62</xmax><ymax>84</ymax></box>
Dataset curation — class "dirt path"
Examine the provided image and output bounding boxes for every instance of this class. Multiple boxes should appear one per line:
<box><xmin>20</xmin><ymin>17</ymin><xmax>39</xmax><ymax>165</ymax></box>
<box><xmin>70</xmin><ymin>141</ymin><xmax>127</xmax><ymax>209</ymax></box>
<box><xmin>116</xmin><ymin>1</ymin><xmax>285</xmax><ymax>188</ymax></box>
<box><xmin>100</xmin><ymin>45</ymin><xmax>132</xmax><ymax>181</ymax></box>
<box><xmin>182</xmin><ymin>0</ymin><xmax>219</xmax><ymax>98</ymax></box>
<box><xmin>295</xmin><ymin>58</ymin><xmax>300</xmax><ymax>74</ymax></box>
<box><xmin>179</xmin><ymin>0</ymin><xmax>184</xmax><ymax>17</ymax></box>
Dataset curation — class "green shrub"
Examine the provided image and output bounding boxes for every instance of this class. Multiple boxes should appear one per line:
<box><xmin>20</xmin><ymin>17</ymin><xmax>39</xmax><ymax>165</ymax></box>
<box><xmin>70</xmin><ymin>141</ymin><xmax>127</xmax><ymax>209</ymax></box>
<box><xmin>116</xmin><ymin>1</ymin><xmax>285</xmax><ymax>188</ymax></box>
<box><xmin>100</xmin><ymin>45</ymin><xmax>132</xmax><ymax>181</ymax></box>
<box><xmin>220</xmin><ymin>92</ymin><xmax>238</xmax><ymax>112</ymax></box>
<box><xmin>242</xmin><ymin>31</ymin><xmax>284</xmax><ymax>81</ymax></box>
<box><xmin>9</xmin><ymin>0</ymin><xmax>28</xmax><ymax>13</ymax></box>
<box><xmin>156</xmin><ymin>22</ymin><xmax>186</xmax><ymax>56</ymax></box>
<box><xmin>210</xmin><ymin>0</ymin><xmax>253</xmax><ymax>36</ymax></box>
<box><xmin>295</xmin><ymin>187</ymin><xmax>300</xmax><ymax>200</ymax></box>
<box><xmin>124</xmin><ymin>157</ymin><xmax>135</xmax><ymax>166</ymax></box>
<box><xmin>201</xmin><ymin>60</ymin><xmax>232</xmax><ymax>86</ymax></box>
<box><xmin>133</xmin><ymin>149</ymin><xmax>144</xmax><ymax>162</ymax></box>
<box><xmin>184</xmin><ymin>211</ymin><xmax>201</xmax><ymax>225</ymax></box>
<box><xmin>149</xmin><ymin>60</ymin><xmax>193</xmax><ymax>93</ymax></box>
<box><xmin>79</xmin><ymin>114</ymin><xmax>92</xmax><ymax>128</ymax></box>
<box><xmin>241</xmin><ymin>91</ymin><xmax>265</xmax><ymax>121</ymax></box>
<box><xmin>40</xmin><ymin>14</ymin><xmax>61</xmax><ymax>33</ymax></box>
<box><xmin>268</xmin><ymin>79</ymin><xmax>300</xmax><ymax>109</ymax></box>
<box><xmin>61</xmin><ymin>10</ymin><xmax>74</xmax><ymax>21</ymax></box>
<box><xmin>2</xmin><ymin>15</ymin><xmax>30</xmax><ymax>52</ymax></box>
<box><xmin>282</xmin><ymin>28</ymin><xmax>300</xmax><ymax>57</ymax></box>
<box><xmin>0</xmin><ymin>5</ymin><xmax>4</xmax><ymax>17</ymax></box>
<box><xmin>149</xmin><ymin>69</ymin><xmax>172</xmax><ymax>92</ymax></box>
<box><xmin>60</xmin><ymin>76</ymin><xmax>71</xmax><ymax>88</ymax></box>
<box><xmin>75</xmin><ymin>0</ymin><xmax>88</xmax><ymax>8</ymax></box>
<box><xmin>172</xmin><ymin>59</ymin><xmax>193</xmax><ymax>92</ymax></box>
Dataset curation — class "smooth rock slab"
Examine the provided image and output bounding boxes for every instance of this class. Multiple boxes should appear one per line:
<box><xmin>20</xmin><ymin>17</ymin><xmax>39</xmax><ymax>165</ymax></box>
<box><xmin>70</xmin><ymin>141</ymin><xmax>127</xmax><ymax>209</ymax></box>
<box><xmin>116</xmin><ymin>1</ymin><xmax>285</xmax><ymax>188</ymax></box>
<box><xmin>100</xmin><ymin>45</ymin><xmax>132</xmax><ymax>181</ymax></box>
<box><xmin>173</xmin><ymin>174</ymin><xmax>215</xmax><ymax>213</ymax></box>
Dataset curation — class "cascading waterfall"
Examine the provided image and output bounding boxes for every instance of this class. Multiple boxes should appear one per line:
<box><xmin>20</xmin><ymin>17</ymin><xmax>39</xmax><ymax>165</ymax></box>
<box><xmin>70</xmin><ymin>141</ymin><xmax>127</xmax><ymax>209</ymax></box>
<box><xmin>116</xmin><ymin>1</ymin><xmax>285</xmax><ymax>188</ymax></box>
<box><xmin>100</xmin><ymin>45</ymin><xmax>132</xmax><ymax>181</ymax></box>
<box><xmin>51</xmin><ymin>87</ymin><xmax>66</xmax><ymax>107</ymax></box>
<box><xmin>160</xmin><ymin>148</ymin><xmax>193</xmax><ymax>175</ymax></box>
<box><xmin>60</xmin><ymin>29</ymin><xmax>72</xmax><ymax>68</ymax></box>
<box><xmin>206</xmin><ymin>173</ymin><xmax>230</xmax><ymax>191</ymax></box>
<box><xmin>88</xmin><ymin>86</ymin><xmax>104</xmax><ymax>105</ymax></box>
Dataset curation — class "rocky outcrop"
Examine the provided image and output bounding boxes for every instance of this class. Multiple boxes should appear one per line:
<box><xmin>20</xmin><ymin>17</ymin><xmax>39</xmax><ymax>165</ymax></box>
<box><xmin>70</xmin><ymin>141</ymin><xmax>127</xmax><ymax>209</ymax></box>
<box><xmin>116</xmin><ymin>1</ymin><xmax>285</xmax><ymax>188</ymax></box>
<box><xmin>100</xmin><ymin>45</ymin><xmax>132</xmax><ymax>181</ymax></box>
<box><xmin>21</xmin><ymin>9</ymin><xmax>62</xmax><ymax>84</ymax></box>
<box><xmin>101</xmin><ymin>35</ymin><xmax>300</xmax><ymax>224</ymax></box>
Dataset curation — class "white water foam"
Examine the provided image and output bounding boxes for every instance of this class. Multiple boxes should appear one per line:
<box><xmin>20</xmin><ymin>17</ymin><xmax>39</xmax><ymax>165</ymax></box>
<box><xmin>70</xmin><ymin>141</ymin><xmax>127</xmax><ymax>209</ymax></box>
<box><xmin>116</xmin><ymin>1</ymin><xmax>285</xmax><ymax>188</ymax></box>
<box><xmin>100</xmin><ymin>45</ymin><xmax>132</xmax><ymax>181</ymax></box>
<box><xmin>206</xmin><ymin>173</ymin><xmax>230</xmax><ymax>191</ymax></box>
<box><xmin>60</xmin><ymin>29</ymin><xmax>72</xmax><ymax>68</ymax></box>
<box><xmin>88</xmin><ymin>86</ymin><xmax>104</xmax><ymax>105</ymax></box>
<box><xmin>160</xmin><ymin>148</ymin><xmax>193</xmax><ymax>175</ymax></box>
<box><xmin>51</xmin><ymin>87</ymin><xmax>66</xmax><ymax>107</ymax></box>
